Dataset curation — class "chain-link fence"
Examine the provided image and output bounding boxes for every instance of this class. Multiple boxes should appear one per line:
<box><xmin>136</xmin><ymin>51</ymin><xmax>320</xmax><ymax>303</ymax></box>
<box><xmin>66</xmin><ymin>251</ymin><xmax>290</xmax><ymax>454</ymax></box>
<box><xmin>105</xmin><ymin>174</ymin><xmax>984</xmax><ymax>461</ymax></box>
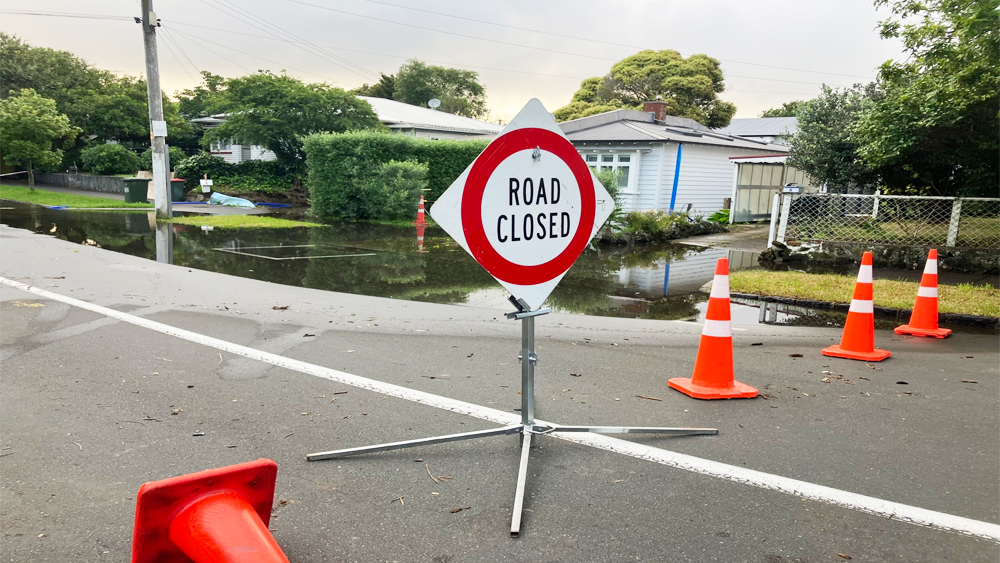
<box><xmin>771</xmin><ymin>194</ymin><xmax>1000</xmax><ymax>249</ymax></box>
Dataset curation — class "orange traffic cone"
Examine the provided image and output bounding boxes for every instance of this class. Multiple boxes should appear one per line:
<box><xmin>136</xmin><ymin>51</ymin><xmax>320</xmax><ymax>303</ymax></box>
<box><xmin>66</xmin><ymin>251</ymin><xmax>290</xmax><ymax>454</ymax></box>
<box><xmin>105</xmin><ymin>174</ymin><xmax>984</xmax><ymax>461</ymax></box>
<box><xmin>895</xmin><ymin>249</ymin><xmax>951</xmax><ymax>338</ymax></box>
<box><xmin>668</xmin><ymin>258</ymin><xmax>758</xmax><ymax>399</ymax></box>
<box><xmin>131</xmin><ymin>459</ymin><xmax>290</xmax><ymax>563</ymax></box>
<box><xmin>413</xmin><ymin>195</ymin><xmax>427</xmax><ymax>226</ymax></box>
<box><xmin>822</xmin><ymin>251</ymin><xmax>891</xmax><ymax>361</ymax></box>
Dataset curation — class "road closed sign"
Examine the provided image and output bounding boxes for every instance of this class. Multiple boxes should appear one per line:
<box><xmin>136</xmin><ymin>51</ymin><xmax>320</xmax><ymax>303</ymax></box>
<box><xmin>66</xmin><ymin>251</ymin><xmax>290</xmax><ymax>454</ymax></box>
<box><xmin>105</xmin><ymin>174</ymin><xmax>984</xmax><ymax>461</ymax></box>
<box><xmin>431</xmin><ymin>99</ymin><xmax>614</xmax><ymax>310</ymax></box>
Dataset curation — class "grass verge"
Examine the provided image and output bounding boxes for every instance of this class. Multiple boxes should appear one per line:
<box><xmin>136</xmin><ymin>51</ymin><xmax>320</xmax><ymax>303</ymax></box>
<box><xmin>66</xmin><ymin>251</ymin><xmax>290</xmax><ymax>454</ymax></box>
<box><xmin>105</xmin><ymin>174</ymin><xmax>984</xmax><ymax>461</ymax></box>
<box><xmin>168</xmin><ymin>215</ymin><xmax>323</xmax><ymax>229</ymax></box>
<box><xmin>730</xmin><ymin>270</ymin><xmax>999</xmax><ymax>317</ymax></box>
<box><xmin>0</xmin><ymin>184</ymin><xmax>153</xmax><ymax>209</ymax></box>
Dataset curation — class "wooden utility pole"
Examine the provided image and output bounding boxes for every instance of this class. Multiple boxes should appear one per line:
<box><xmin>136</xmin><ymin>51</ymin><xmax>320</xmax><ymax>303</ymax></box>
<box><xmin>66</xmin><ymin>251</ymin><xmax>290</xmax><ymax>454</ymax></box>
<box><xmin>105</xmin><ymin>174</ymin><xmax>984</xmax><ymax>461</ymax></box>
<box><xmin>140</xmin><ymin>0</ymin><xmax>171</xmax><ymax>218</ymax></box>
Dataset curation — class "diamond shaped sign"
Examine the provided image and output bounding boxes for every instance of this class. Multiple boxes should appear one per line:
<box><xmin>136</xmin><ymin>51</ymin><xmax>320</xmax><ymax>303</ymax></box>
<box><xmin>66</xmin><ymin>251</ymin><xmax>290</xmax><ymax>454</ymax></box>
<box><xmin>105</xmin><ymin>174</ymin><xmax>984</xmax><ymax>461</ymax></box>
<box><xmin>430</xmin><ymin>99</ymin><xmax>614</xmax><ymax>311</ymax></box>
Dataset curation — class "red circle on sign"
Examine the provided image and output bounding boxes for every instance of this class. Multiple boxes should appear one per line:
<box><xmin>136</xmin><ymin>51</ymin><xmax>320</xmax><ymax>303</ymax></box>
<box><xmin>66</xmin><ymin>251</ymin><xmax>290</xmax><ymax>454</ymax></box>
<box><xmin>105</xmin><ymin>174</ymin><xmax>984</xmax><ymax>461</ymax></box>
<box><xmin>461</xmin><ymin>127</ymin><xmax>595</xmax><ymax>286</ymax></box>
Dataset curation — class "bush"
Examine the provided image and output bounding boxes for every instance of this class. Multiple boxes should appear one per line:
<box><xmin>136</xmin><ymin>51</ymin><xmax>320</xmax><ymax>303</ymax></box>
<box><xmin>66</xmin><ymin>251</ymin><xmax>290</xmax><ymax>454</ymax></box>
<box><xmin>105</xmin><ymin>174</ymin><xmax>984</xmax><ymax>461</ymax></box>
<box><xmin>139</xmin><ymin>146</ymin><xmax>188</xmax><ymax>172</ymax></box>
<box><xmin>357</xmin><ymin>160</ymin><xmax>428</xmax><ymax>220</ymax></box>
<box><xmin>79</xmin><ymin>144</ymin><xmax>141</xmax><ymax>175</ymax></box>
<box><xmin>304</xmin><ymin>130</ymin><xmax>488</xmax><ymax>219</ymax></box>
<box><xmin>706</xmin><ymin>209</ymin><xmax>730</xmax><ymax>224</ymax></box>
<box><xmin>172</xmin><ymin>152</ymin><xmax>295</xmax><ymax>197</ymax></box>
<box><xmin>597</xmin><ymin>210</ymin><xmax>727</xmax><ymax>244</ymax></box>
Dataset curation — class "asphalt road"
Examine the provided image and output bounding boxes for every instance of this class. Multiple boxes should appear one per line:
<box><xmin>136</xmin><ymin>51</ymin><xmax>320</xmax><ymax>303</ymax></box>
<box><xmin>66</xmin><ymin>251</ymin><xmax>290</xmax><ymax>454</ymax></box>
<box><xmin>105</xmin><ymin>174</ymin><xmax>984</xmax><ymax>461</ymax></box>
<box><xmin>1</xmin><ymin>223</ymin><xmax>998</xmax><ymax>562</ymax></box>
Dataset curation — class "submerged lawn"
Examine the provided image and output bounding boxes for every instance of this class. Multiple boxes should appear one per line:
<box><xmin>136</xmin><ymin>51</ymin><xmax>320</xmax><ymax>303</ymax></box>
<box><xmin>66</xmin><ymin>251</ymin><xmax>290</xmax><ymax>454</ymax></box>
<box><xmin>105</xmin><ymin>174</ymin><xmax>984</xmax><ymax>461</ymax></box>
<box><xmin>168</xmin><ymin>214</ymin><xmax>323</xmax><ymax>229</ymax></box>
<box><xmin>730</xmin><ymin>270</ymin><xmax>1000</xmax><ymax>317</ymax></box>
<box><xmin>0</xmin><ymin>185</ymin><xmax>153</xmax><ymax>209</ymax></box>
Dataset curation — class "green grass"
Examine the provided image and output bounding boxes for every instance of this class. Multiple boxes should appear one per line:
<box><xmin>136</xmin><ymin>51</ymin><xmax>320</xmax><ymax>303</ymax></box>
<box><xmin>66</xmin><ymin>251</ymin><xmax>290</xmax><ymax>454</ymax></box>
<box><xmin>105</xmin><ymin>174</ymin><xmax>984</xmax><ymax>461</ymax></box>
<box><xmin>168</xmin><ymin>215</ymin><xmax>323</xmax><ymax>229</ymax></box>
<box><xmin>730</xmin><ymin>270</ymin><xmax>1000</xmax><ymax>317</ymax></box>
<box><xmin>0</xmin><ymin>184</ymin><xmax>153</xmax><ymax>209</ymax></box>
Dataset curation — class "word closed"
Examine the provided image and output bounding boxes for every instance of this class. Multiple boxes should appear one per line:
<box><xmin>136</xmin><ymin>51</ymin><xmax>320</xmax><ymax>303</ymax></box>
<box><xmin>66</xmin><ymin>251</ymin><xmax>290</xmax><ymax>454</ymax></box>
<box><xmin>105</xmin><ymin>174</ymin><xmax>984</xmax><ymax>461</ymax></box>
<box><xmin>497</xmin><ymin>177</ymin><xmax>572</xmax><ymax>243</ymax></box>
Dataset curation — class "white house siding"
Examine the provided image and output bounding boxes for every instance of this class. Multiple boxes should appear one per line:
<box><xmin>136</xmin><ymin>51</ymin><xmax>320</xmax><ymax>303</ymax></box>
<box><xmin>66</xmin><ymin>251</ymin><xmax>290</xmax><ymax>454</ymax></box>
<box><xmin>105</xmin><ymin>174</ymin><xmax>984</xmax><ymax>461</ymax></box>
<box><xmin>632</xmin><ymin>144</ymin><xmax>666</xmax><ymax>212</ymax></box>
<box><xmin>616</xmin><ymin>248</ymin><xmax>756</xmax><ymax>298</ymax></box>
<box><xmin>211</xmin><ymin>145</ymin><xmax>277</xmax><ymax>164</ymax></box>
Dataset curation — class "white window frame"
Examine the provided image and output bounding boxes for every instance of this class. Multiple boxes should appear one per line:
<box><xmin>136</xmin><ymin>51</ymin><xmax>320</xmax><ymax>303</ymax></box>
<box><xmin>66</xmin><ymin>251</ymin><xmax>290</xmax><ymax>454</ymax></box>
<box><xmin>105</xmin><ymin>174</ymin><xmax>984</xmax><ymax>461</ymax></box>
<box><xmin>582</xmin><ymin>151</ymin><xmax>639</xmax><ymax>195</ymax></box>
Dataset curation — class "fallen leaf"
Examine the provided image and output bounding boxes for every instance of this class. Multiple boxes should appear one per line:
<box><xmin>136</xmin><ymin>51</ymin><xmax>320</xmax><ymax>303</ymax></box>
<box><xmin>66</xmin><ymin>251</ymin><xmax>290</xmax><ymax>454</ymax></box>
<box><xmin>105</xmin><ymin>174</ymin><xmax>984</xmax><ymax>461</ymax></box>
<box><xmin>450</xmin><ymin>506</ymin><xmax>471</xmax><ymax>513</ymax></box>
<box><xmin>961</xmin><ymin>380</ymin><xmax>979</xmax><ymax>384</ymax></box>
<box><xmin>750</xmin><ymin>342</ymin><xmax>763</xmax><ymax>346</ymax></box>
<box><xmin>836</xmin><ymin>554</ymin><xmax>852</xmax><ymax>560</ymax></box>
<box><xmin>333</xmin><ymin>391</ymin><xmax>348</xmax><ymax>395</ymax></box>
<box><xmin>788</xmin><ymin>353</ymin><xmax>803</xmax><ymax>358</ymax></box>
<box><xmin>636</xmin><ymin>395</ymin><xmax>662</xmax><ymax>401</ymax></box>
<box><xmin>272</xmin><ymin>305</ymin><xmax>289</xmax><ymax>310</ymax></box>
<box><xmin>303</xmin><ymin>333</ymin><xmax>315</xmax><ymax>337</ymax></box>
<box><xmin>896</xmin><ymin>381</ymin><xmax>908</xmax><ymax>385</ymax></box>
<box><xmin>570</xmin><ymin>372</ymin><xmax>582</xmax><ymax>377</ymax></box>
<box><xmin>466</xmin><ymin>353</ymin><xmax>474</xmax><ymax>358</ymax></box>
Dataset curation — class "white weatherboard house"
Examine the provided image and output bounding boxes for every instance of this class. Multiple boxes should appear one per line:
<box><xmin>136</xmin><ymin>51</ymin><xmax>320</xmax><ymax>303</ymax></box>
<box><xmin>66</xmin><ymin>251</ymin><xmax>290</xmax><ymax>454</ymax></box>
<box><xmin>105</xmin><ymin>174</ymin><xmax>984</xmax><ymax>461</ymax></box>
<box><xmin>559</xmin><ymin>102</ymin><xmax>789</xmax><ymax>216</ymax></box>
<box><xmin>190</xmin><ymin>96</ymin><xmax>503</xmax><ymax>164</ymax></box>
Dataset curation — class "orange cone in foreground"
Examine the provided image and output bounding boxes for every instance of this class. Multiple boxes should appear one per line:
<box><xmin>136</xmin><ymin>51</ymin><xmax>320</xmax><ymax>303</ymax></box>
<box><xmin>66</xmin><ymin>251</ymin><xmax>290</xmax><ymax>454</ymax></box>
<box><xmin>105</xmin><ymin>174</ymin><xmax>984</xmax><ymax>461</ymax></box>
<box><xmin>669</xmin><ymin>258</ymin><xmax>758</xmax><ymax>399</ymax></box>
<box><xmin>895</xmin><ymin>249</ymin><xmax>951</xmax><ymax>338</ymax></box>
<box><xmin>413</xmin><ymin>195</ymin><xmax>427</xmax><ymax>226</ymax></box>
<box><xmin>822</xmin><ymin>252</ymin><xmax>891</xmax><ymax>361</ymax></box>
<box><xmin>131</xmin><ymin>459</ymin><xmax>290</xmax><ymax>563</ymax></box>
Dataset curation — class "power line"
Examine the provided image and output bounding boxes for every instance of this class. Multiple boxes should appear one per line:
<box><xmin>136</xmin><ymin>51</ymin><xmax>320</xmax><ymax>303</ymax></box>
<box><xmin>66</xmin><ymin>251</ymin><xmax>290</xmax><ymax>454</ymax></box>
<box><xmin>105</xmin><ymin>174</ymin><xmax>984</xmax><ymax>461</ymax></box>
<box><xmin>356</xmin><ymin>0</ymin><xmax>875</xmax><ymax>80</ymax></box>
<box><xmin>167</xmin><ymin>27</ymin><xmax>346</xmax><ymax>85</ymax></box>
<box><xmin>161</xmin><ymin>29</ymin><xmax>201</xmax><ymax>75</ymax></box>
<box><xmin>195</xmin><ymin>0</ymin><xmax>376</xmax><ymax>84</ymax></box>
<box><xmin>0</xmin><ymin>10</ymin><xmax>133</xmax><ymax>21</ymax></box>
<box><xmin>168</xmin><ymin>30</ymin><xmax>254</xmax><ymax>73</ymax></box>
<box><xmin>158</xmin><ymin>29</ymin><xmax>198</xmax><ymax>82</ymax></box>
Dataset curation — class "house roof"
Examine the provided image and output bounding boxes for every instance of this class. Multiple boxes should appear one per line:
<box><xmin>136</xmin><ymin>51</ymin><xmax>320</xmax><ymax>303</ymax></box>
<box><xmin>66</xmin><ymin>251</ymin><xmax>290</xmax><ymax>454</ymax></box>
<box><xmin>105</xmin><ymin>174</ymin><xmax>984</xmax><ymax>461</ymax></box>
<box><xmin>713</xmin><ymin>117</ymin><xmax>797</xmax><ymax>137</ymax></box>
<box><xmin>357</xmin><ymin>96</ymin><xmax>502</xmax><ymax>136</ymax></box>
<box><xmin>191</xmin><ymin>97</ymin><xmax>503</xmax><ymax>137</ymax></box>
<box><xmin>559</xmin><ymin>110</ymin><xmax>789</xmax><ymax>152</ymax></box>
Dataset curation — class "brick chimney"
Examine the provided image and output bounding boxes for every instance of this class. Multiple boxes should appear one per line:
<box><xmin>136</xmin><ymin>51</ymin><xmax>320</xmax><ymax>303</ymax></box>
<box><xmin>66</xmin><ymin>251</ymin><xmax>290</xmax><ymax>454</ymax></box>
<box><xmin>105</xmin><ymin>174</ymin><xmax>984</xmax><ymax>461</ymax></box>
<box><xmin>643</xmin><ymin>99</ymin><xmax>669</xmax><ymax>121</ymax></box>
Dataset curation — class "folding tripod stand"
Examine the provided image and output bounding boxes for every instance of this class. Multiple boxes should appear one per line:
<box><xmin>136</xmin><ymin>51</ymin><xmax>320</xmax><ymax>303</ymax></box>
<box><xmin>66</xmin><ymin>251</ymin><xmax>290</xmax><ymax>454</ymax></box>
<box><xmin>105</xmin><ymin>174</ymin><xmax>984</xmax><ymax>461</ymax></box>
<box><xmin>307</xmin><ymin>297</ymin><xmax>718</xmax><ymax>536</ymax></box>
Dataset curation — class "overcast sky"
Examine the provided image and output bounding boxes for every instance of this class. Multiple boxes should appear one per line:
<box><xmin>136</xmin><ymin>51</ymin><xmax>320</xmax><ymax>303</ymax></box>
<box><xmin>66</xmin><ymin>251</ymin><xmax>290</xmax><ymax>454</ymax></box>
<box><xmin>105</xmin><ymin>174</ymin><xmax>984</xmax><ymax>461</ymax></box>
<box><xmin>2</xmin><ymin>0</ymin><xmax>907</xmax><ymax>121</ymax></box>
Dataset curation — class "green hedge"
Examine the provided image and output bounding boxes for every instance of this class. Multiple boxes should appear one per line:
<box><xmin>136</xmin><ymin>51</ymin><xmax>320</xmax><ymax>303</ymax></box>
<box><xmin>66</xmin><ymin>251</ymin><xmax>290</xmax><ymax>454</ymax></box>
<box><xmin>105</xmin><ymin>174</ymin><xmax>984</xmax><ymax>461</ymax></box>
<box><xmin>172</xmin><ymin>152</ymin><xmax>296</xmax><ymax>196</ymax></box>
<box><xmin>303</xmin><ymin>131</ymin><xmax>488</xmax><ymax>219</ymax></box>
<box><xmin>80</xmin><ymin>144</ymin><xmax>141</xmax><ymax>175</ymax></box>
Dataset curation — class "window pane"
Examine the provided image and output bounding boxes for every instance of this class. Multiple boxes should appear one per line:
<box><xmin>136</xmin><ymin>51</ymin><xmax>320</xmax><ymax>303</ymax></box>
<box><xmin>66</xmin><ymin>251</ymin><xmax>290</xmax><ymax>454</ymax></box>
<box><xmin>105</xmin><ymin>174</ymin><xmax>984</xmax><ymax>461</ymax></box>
<box><xmin>585</xmin><ymin>154</ymin><xmax>598</xmax><ymax>162</ymax></box>
<box><xmin>618</xmin><ymin>166</ymin><xmax>630</xmax><ymax>187</ymax></box>
<box><xmin>601</xmin><ymin>155</ymin><xmax>614</xmax><ymax>163</ymax></box>
<box><xmin>618</xmin><ymin>155</ymin><xmax>631</xmax><ymax>163</ymax></box>
<box><xmin>600</xmin><ymin>166</ymin><xmax>613</xmax><ymax>172</ymax></box>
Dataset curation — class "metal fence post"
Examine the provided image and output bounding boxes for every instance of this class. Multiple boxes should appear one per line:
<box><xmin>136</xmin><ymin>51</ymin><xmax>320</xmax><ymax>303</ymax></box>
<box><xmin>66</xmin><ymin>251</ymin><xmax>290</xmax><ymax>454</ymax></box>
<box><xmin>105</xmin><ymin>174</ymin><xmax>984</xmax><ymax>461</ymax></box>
<box><xmin>776</xmin><ymin>194</ymin><xmax>792</xmax><ymax>243</ymax></box>
<box><xmin>767</xmin><ymin>193</ymin><xmax>780</xmax><ymax>246</ymax></box>
<box><xmin>946</xmin><ymin>198</ymin><xmax>962</xmax><ymax>247</ymax></box>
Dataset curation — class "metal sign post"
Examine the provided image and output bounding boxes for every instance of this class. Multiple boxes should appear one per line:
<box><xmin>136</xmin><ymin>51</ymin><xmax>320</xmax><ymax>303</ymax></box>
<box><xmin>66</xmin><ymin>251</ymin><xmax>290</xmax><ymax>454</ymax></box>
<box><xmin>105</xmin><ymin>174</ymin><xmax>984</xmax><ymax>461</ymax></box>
<box><xmin>306</xmin><ymin>100</ymin><xmax>718</xmax><ymax>536</ymax></box>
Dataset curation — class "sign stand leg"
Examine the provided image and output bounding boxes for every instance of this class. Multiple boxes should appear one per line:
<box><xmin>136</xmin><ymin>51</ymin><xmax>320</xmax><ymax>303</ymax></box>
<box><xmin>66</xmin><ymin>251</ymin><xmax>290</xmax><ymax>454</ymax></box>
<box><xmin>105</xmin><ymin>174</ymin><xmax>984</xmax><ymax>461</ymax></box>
<box><xmin>305</xmin><ymin>298</ymin><xmax>718</xmax><ymax>537</ymax></box>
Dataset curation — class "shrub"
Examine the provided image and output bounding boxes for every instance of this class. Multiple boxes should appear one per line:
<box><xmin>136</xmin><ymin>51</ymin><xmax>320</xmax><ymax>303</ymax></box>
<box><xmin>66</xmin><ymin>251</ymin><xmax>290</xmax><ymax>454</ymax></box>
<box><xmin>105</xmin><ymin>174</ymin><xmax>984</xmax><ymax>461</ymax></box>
<box><xmin>706</xmin><ymin>209</ymin><xmax>730</xmax><ymax>224</ymax></box>
<box><xmin>304</xmin><ymin>130</ymin><xmax>488</xmax><ymax>219</ymax></box>
<box><xmin>356</xmin><ymin>160</ymin><xmax>428</xmax><ymax>220</ymax></box>
<box><xmin>172</xmin><ymin>152</ymin><xmax>295</xmax><ymax>196</ymax></box>
<box><xmin>79</xmin><ymin>144</ymin><xmax>141</xmax><ymax>175</ymax></box>
<box><xmin>139</xmin><ymin>146</ymin><xmax>188</xmax><ymax>171</ymax></box>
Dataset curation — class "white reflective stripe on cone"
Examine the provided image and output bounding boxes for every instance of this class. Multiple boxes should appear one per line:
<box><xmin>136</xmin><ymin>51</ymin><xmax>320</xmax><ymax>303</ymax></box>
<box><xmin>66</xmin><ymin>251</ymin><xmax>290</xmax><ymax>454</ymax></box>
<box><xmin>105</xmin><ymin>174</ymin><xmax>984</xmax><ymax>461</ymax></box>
<box><xmin>924</xmin><ymin>259</ymin><xmax>938</xmax><ymax>275</ymax></box>
<box><xmin>710</xmin><ymin>275</ymin><xmax>730</xmax><ymax>299</ymax></box>
<box><xmin>849</xmin><ymin>299</ymin><xmax>874</xmax><ymax>314</ymax></box>
<box><xmin>857</xmin><ymin>265</ymin><xmax>873</xmax><ymax>284</ymax></box>
<box><xmin>702</xmin><ymin>318</ymin><xmax>733</xmax><ymax>337</ymax></box>
<box><xmin>917</xmin><ymin>286</ymin><xmax>938</xmax><ymax>298</ymax></box>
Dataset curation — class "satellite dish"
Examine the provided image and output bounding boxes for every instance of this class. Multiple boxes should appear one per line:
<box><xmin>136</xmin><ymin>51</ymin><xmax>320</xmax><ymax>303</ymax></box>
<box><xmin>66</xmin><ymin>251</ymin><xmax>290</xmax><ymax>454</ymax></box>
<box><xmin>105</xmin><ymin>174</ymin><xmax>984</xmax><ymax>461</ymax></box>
<box><xmin>427</xmin><ymin>98</ymin><xmax>441</xmax><ymax>109</ymax></box>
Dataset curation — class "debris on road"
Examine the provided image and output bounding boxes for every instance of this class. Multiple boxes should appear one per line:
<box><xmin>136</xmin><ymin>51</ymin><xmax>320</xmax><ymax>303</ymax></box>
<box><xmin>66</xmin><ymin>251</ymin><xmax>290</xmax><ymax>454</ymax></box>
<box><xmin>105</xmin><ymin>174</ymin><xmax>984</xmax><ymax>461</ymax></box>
<box><xmin>450</xmin><ymin>506</ymin><xmax>471</xmax><ymax>513</ymax></box>
<box><xmin>635</xmin><ymin>395</ymin><xmax>662</xmax><ymax>401</ymax></box>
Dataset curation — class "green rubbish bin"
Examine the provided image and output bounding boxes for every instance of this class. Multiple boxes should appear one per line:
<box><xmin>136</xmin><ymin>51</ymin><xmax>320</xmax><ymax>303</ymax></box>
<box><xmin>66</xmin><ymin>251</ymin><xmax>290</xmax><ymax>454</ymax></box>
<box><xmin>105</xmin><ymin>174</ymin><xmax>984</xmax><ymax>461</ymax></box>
<box><xmin>171</xmin><ymin>178</ymin><xmax>186</xmax><ymax>202</ymax></box>
<box><xmin>123</xmin><ymin>177</ymin><xmax>151</xmax><ymax>203</ymax></box>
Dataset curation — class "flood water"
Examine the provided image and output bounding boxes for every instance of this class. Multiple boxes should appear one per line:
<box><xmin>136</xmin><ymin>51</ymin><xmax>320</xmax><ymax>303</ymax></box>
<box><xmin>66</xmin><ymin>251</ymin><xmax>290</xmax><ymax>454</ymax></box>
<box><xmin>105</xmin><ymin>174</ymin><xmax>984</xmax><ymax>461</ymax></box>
<box><xmin>1</xmin><ymin>202</ymin><xmax>993</xmax><ymax>333</ymax></box>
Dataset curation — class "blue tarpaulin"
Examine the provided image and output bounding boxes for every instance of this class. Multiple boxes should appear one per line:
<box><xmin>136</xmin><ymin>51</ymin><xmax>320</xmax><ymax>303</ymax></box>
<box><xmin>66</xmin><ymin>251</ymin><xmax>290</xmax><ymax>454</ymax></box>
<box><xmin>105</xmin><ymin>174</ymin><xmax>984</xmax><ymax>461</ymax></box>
<box><xmin>208</xmin><ymin>192</ymin><xmax>256</xmax><ymax>208</ymax></box>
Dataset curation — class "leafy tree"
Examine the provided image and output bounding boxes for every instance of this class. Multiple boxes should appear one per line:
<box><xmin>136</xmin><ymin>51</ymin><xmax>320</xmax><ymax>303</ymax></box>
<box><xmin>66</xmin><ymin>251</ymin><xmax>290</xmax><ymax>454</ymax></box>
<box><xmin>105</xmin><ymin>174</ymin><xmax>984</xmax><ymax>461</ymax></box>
<box><xmin>0</xmin><ymin>89</ymin><xmax>79</xmax><ymax>189</ymax></box>
<box><xmin>760</xmin><ymin>100</ymin><xmax>806</xmax><ymax>118</ymax></box>
<box><xmin>788</xmin><ymin>84</ymin><xmax>881</xmax><ymax>190</ymax></box>
<box><xmin>204</xmin><ymin>71</ymin><xmax>381</xmax><ymax>169</ymax></box>
<box><xmin>352</xmin><ymin>73</ymin><xmax>395</xmax><ymax>100</ymax></box>
<box><xmin>393</xmin><ymin>60</ymin><xmax>487</xmax><ymax>118</ymax></box>
<box><xmin>176</xmin><ymin>71</ymin><xmax>226</xmax><ymax>119</ymax></box>
<box><xmin>553</xmin><ymin>50</ymin><xmax>737</xmax><ymax>127</ymax></box>
<box><xmin>853</xmin><ymin>0</ymin><xmax>999</xmax><ymax>196</ymax></box>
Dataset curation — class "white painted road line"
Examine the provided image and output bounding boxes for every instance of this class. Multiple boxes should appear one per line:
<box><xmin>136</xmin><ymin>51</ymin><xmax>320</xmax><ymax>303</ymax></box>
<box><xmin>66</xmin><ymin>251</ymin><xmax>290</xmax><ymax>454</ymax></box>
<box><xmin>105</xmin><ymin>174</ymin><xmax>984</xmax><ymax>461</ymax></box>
<box><xmin>2</xmin><ymin>275</ymin><xmax>998</xmax><ymax>543</ymax></box>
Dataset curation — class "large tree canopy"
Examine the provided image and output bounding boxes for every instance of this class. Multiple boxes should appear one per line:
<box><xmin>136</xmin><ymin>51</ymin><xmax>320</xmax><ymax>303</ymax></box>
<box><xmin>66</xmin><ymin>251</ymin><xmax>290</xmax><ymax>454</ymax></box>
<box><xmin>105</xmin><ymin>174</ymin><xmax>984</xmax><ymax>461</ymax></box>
<box><xmin>788</xmin><ymin>84</ymin><xmax>882</xmax><ymax>190</ymax></box>
<box><xmin>853</xmin><ymin>0</ymin><xmax>999</xmax><ymax>196</ymax></box>
<box><xmin>352</xmin><ymin>73</ymin><xmax>396</xmax><ymax>101</ymax></box>
<box><xmin>0</xmin><ymin>33</ymin><xmax>197</xmax><ymax>159</ymax></box>
<box><xmin>553</xmin><ymin>50</ymin><xmax>737</xmax><ymax>127</ymax></box>
<box><xmin>0</xmin><ymin>89</ymin><xmax>79</xmax><ymax>188</ymax></box>
<box><xmin>204</xmin><ymin>71</ymin><xmax>381</xmax><ymax>168</ymax></box>
<box><xmin>392</xmin><ymin>60</ymin><xmax>487</xmax><ymax>118</ymax></box>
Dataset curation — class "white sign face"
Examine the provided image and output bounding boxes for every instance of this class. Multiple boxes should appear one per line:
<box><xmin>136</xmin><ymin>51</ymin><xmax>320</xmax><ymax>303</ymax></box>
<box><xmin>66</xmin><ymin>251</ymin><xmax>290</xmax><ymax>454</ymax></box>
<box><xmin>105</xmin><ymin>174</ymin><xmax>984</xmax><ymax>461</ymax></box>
<box><xmin>199</xmin><ymin>179</ymin><xmax>214</xmax><ymax>186</ymax></box>
<box><xmin>430</xmin><ymin>99</ymin><xmax>614</xmax><ymax>311</ymax></box>
<box><xmin>151</xmin><ymin>120</ymin><xmax>168</xmax><ymax>137</ymax></box>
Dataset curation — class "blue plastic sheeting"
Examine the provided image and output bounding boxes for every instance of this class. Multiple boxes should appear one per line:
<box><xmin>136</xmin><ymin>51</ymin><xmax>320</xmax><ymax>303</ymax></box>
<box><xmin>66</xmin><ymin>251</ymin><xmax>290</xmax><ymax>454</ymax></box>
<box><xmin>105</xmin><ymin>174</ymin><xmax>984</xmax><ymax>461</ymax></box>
<box><xmin>208</xmin><ymin>192</ymin><xmax>256</xmax><ymax>208</ymax></box>
<box><xmin>254</xmin><ymin>203</ymin><xmax>292</xmax><ymax>208</ymax></box>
